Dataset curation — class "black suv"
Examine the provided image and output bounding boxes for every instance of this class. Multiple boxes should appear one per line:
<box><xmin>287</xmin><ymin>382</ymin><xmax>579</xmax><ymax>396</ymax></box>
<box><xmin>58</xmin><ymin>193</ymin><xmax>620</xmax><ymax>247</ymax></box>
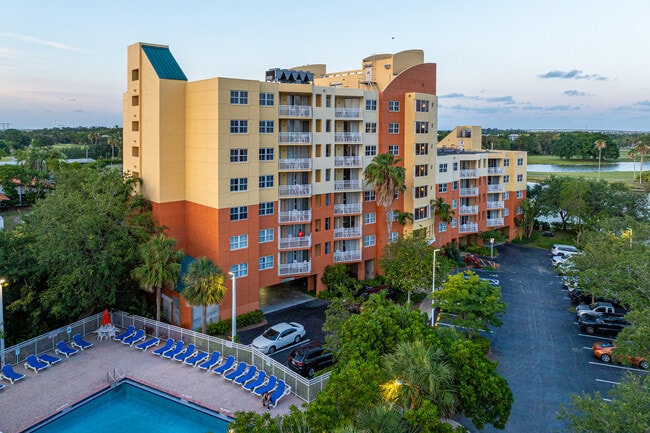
<box><xmin>287</xmin><ymin>342</ymin><xmax>334</xmax><ymax>377</ymax></box>
<box><xmin>578</xmin><ymin>313</ymin><xmax>629</xmax><ymax>335</ymax></box>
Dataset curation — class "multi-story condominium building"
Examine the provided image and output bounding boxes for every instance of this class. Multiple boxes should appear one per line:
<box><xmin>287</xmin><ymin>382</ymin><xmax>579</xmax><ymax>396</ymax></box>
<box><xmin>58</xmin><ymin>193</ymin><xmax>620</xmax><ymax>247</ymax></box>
<box><xmin>123</xmin><ymin>43</ymin><xmax>525</xmax><ymax>329</ymax></box>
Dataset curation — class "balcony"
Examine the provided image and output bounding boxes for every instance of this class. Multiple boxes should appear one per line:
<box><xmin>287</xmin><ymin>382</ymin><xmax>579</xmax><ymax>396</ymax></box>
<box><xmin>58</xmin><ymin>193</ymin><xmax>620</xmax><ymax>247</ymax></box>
<box><xmin>279</xmin><ymin>184</ymin><xmax>312</xmax><ymax>197</ymax></box>
<box><xmin>487</xmin><ymin>201</ymin><xmax>505</xmax><ymax>210</ymax></box>
<box><xmin>487</xmin><ymin>218</ymin><xmax>505</xmax><ymax>227</ymax></box>
<box><xmin>334</xmin><ymin>156</ymin><xmax>362</xmax><ymax>167</ymax></box>
<box><xmin>279</xmin><ymin>209</ymin><xmax>311</xmax><ymax>223</ymax></box>
<box><xmin>278</xmin><ymin>105</ymin><xmax>312</xmax><ymax>117</ymax></box>
<box><xmin>333</xmin><ymin>203</ymin><xmax>362</xmax><ymax>215</ymax></box>
<box><xmin>488</xmin><ymin>167</ymin><xmax>506</xmax><ymax>175</ymax></box>
<box><xmin>279</xmin><ymin>132</ymin><xmax>312</xmax><ymax>144</ymax></box>
<box><xmin>334</xmin><ymin>132</ymin><xmax>362</xmax><ymax>143</ymax></box>
<box><xmin>460</xmin><ymin>187</ymin><xmax>479</xmax><ymax>197</ymax></box>
<box><xmin>278</xmin><ymin>260</ymin><xmax>312</xmax><ymax>276</ymax></box>
<box><xmin>278</xmin><ymin>158</ymin><xmax>312</xmax><ymax>171</ymax></box>
<box><xmin>335</xmin><ymin>108</ymin><xmax>362</xmax><ymax>118</ymax></box>
<box><xmin>278</xmin><ymin>234</ymin><xmax>312</xmax><ymax>250</ymax></box>
<box><xmin>460</xmin><ymin>169</ymin><xmax>478</xmax><ymax>178</ymax></box>
<box><xmin>334</xmin><ymin>249</ymin><xmax>362</xmax><ymax>263</ymax></box>
<box><xmin>334</xmin><ymin>227</ymin><xmax>362</xmax><ymax>239</ymax></box>
<box><xmin>458</xmin><ymin>223</ymin><xmax>479</xmax><ymax>233</ymax></box>
<box><xmin>334</xmin><ymin>180</ymin><xmax>362</xmax><ymax>191</ymax></box>
<box><xmin>487</xmin><ymin>184</ymin><xmax>505</xmax><ymax>193</ymax></box>
<box><xmin>459</xmin><ymin>205</ymin><xmax>478</xmax><ymax>215</ymax></box>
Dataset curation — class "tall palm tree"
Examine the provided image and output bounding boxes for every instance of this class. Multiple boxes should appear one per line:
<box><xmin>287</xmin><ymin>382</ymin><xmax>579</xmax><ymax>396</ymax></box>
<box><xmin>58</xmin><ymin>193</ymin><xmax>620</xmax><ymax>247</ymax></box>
<box><xmin>628</xmin><ymin>147</ymin><xmax>638</xmax><ymax>181</ymax></box>
<box><xmin>363</xmin><ymin>153</ymin><xmax>406</xmax><ymax>242</ymax></box>
<box><xmin>182</xmin><ymin>257</ymin><xmax>227</xmax><ymax>333</ymax></box>
<box><xmin>594</xmin><ymin>140</ymin><xmax>606</xmax><ymax>179</ymax></box>
<box><xmin>395</xmin><ymin>210</ymin><xmax>413</xmax><ymax>226</ymax></box>
<box><xmin>132</xmin><ymin>234</ymin><xmax>184</xmax><ymax>322</ymax></box>
<box><xmin>633</xmin><ymin>139</ymin><xmax>650</xmax><ymax>183</ymax></box>
<box><xmin>430</xmin><ymin>197</ymin><xmax>454</xmax><ymax>224</ymax></box>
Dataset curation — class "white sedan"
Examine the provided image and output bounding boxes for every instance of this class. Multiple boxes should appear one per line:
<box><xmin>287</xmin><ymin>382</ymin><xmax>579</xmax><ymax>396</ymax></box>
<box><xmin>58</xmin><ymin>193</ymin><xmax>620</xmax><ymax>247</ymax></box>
<box><xmin>252</xmin><ymin>322</ymin><xmax>306</xmax><ymax>354</ymax></box>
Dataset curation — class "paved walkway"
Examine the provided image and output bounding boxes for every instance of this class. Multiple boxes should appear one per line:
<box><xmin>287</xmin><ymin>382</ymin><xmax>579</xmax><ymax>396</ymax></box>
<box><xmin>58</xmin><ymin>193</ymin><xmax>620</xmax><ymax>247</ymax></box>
<box><xmin>0</xmin><ymin>339</ymin><xmax>301</xmax><ymax>433</ymax></box>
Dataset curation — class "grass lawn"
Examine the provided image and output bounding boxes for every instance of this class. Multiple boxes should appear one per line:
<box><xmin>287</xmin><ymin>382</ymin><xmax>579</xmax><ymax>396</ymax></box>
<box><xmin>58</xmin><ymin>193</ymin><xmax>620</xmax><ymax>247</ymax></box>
<box><xmin>512</xmin><ymin>229</ymin><xmax>577</xmax><ymax>250</ymax></box>
<box><xmin>527</xmin><ymin>154</ymin><xmax>635</xmax><ymax>165</ymax></box>
<box><xmin>527</xmin><ymin>171</ymin><xmax>637</xmax><ymax>183</ymax></box>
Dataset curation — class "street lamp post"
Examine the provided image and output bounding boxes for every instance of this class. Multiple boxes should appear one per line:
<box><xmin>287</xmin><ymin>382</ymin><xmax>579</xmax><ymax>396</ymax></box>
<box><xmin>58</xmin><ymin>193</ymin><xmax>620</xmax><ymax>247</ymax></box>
<box><xmin>0</xmin><ymin>278</ymin><xmax>5</xmax><ymax>365</ymax></box>
<box><xmin>490</xmin><ymin>238</ymin><xmax>495</xmax><ymax>257</ymax></box>
<box><xmin>228</xmin><ymin>272</ymin><xmax>237</xmax><ymax>342</ymax></box>
<box><xmin>431</xmin><ymin>249</ymin><xmax>441</xmax><ymax>326</ymax></box>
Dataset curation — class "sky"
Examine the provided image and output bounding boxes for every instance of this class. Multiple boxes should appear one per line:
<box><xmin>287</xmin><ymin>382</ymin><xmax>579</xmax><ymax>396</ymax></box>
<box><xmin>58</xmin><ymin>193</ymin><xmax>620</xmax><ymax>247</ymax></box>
<box><xmin>1</xmin><ymin>0</ymin><xmax>650</xmax><ymax>131</ymax></box>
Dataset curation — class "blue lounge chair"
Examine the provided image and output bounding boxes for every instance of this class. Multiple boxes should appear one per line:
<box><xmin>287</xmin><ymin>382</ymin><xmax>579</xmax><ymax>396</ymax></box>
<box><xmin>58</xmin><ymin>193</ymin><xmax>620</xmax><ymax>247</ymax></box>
<box><xmin>212</xmin><ymin>355</ymin><xmax>235</xmax><ymax>376</ymax></box>
<box><xmin>38</xmin><ymin>353</ymin><xmax>62</xmax><ymax>366</ymax></box>
<box><xmin>253</xmin><ymin>375</ymin><xmax>277</xmax><ymax>396</ymax></box>
<box><xmin>184</xmin><ymin>351</ymin><xmax>208</xmax><ymax>367</ymax></box>
<box><xmin>173</xmin><ymin>344</ymin><xmax>196</xmax><ymax>362</ymax></box>
<box><xmin>161</xmin><ymin>341</ymin><xmax>185</xmax><ymax>359</ymax></box>
<box><xmin>122</xmin><ymin>329</ymin><xmax>146</xmax><ymax>346</ymax></box>
<box><xmin>223</xmin><ymin>362</ymin><xmax>248</xmax><ymax>381</ymax></box>
<box><xmin>72</xmin><ymin>333</ymin><xmax>93</xmax><ymax>350</ymax></box>
<box><xmin>233</xmin><ymin>365</ymin><xmax>257</xmax><ymax>385</ymax></box>
<box><xmin>136</xmin><ymin>337</ymin><xmax>160</xmax><ymax>352</ymax></box>
<box><xmin>197</xmin><ymin>351</ymin><xmax>221</xmax><ymax>371</ymax></box>
<box><xmin>269</xmin><ymin>379</ymin><xmax>290</xmax><ymax>408</ymax></box>
<box><xmin>243</xmin><ymin>370</ymin><xmax>266</xmax><ymax>391</ymax></box>
<box><xmin>152</xmin><ymin>338</ymin><xmax>174</xmax><ymax>356</ymax></box>
<box><xmin>113</xmin><ymin>326</ymin><xmax>136</xmax><ymax>342</ymax></box>
<box><xmin>55</xmin><ymin>341</ymin><xmax>78</xmax><ymax>358</ymax></box>
<box><xmin>1</xmin><ymin>365</ymin><xmax>26</xmax><ymax>384</ymax></box>
<box><xmin>25</xmin><ymin>355</ymin><xmax>50</xmax><ymax>373</ymax></box>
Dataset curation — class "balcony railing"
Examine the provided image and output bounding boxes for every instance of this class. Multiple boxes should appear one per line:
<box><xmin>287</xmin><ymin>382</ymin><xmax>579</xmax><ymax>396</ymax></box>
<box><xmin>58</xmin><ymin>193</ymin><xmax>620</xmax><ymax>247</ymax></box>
<box><xmin>278</xmin><ymin>234</ymin><xmax>312</xmax><ymax>250</ymax></box>
<box><xmin>279</xmin><ymin>184</ymin><xmax>312</xmax><ymax>197</ymax></box>
<box><xmin>334</xmin><ymin>227</ymin><xmax>362</xmax><ymax>239</ymax></box>
<box><xmin>334</xmin><ymin>180</ymin><xmax>362</xmax><ymax>191</ymax></box>
<box><xmin>460</xmin><ymin>169</ymin><xmax>478</xmax><ymax>178</ymax></box>
<box><xmin>460</xmin><ymin>187</ymin><xmax>479</xmax><ymax>197</ymax></box>
<box><xmin>458</xmin><ymin>223</ymin><xmax>479</xmax><ymax>233</ymax></box>
<box><xmin>333</xmin><ymin>203</ymin><xmax>362</xmax><ymax>215</ymax></box>
<box><xmin>278</xmin><ymin>158</ymin><xmax>312</xmax><ymax>170</ymax></box>
<box><xmin>334</xmin><ymin>249</ymin><xmax>362</xmax><ymax>263</ymax></box>
<box><xmin>279</xmin><ymin>209</ymin><xmax>312</xmax><ymax>223</ymax></box>
<box><xmin>334</xmin><ymin>156</ymin><xmax>362</xmax><ymax>167</ymax></box>
<box><xmin>334</xmin><ymin>132</ymin><xmax>362</xmax><ymax>143</ymax></box>
<box><xmin>487</xmin><ymin>184</ymin><xmax>505</xmax><ymax>192</ymax></box>
<box><xmin>334</xmin><ymin>108</ymin><xmax>362</xmax><ymax>118</ymax></box>
<box><xmin>279</xmin><ymin>132</ymin><xmax>312</xmax><ymax>144</ymax></box>
<box><xmin>278</xmin><ymin>105</ymin><xmax>312</xmax><ymax>117</ymax></box>
<box><xmin>487</xmin><ymin>218</ymin><xmax>505</xmax><ymax>227</ymax></box>
<box><xmin>487</xmin><ymin>201</ymin><xmax>505</xmax><ymax>210</ymax></box>
<box><xmin>488</xmin><ymin>167</ymin><xmax>506</xmax><ymax>175</ymax></box>
<box><xmin>459</xmin><ymin>205</ymin><xmax>478</xmax><ymax>215</ymax></box>
<box><xmin>278</xmin><ymin>260</ymin><xmax>312</xmax><ymax>276</ymax></box>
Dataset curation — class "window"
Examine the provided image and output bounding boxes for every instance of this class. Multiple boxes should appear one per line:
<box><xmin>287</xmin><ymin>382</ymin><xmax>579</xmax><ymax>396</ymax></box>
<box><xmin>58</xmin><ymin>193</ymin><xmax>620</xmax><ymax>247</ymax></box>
<box><xmin>364</xmin><ymin>235</ymin><xmax>376</xmax><ymax>247</ymax></box>
<box><xmin>259</xmin><ymin>120</ymin><xmax>274</xmax><ymax>134</ymax></box>
<box><xmin>388</xmin><ymin>100</ymin><xmax>400</xmax><ymax>112</ymax></box>
<box><xmin>503</xmin><ymin>175</ymin><xmax>510</xmax><ymax>183</ymax></box>
<box><xmin>365</xmin><ymin>99</ymin><xmax>377</xmax><ymax>111</ymax></box>
<box><xmin>365</xmin><ymin>145</ymin><xmax>377</xmax><ymax>156</ymax></box>
<box><xmin>365</xmin><ymin>122</ymin><xmax>377</xmax><ymax>133</ymax></box>
<box><xmin>388</xmin><ymin>145</ymin><xmax>399</xmax><ymax>156</ymax></box>
<box><xmin>259</xmin><ymin>175</ymin><xmax>274</xmax><ymax>189</ymax></box>
<box><xmin>326</xmin><ymin>169</ymin><xmax>331</xmax><ymax>182</ymax></box>
<box><xmin>451</xmin><ymin>199</ymin><xmax>457</xmax><ymax>209</ymax></box>
<box><xmin>230</xmin><ymin>90</ymin><xmax>248</xmax><ymax>104</ymax></box>
<box><xmin>438</xmin><ymin>183</ymin><xmax>448</xmax><ymax>193</ymax></box>
<box><xmin>259</xmin><ymin>92</ymin><xmax>274</xmax><ymax>106</ymax></box>
<box><xmin>438</xmin><ymin>163</ymin><xmax>448</xmax><ymax>173</ymax></box>
<box><xmin>364</xmin><ymin>212</ymin><xmax>376</xmax><ymax>224</ymax></box>
<box><xmin>415</xmin><ymin>121</ymin><xmax>429</xmax><ymax>134</ymax></box>
<box><xmin>390</xmin><ymin>232</ymin><xmax>398</xmax><ymax>242</ymax></box>
<box><xmin>415</xmin><ymin>99</ymin><xmax>429</xmax><ymax>112</ymax></box>
<box><xmin>259</xmin><ymin>148</ymin><xmax>274</xmax><ymax>161</ymax></box>
<box><xmin>504</xmin><ymin>158</ymin><xmax>510</xmax><ymax>167</ymax></box>
<box><xmin>326</xmin><ymin>95</ymin><xmax>331</xmax><ymax>107</ymax></box>
<box><xmin>503</xmin><ymin>208</ymin><xmax>509</xmax><ymax>216</ymax></box>
<box><xmin>517</xmin><ymin>158</ymin><xmax>524</xmax><ymax>166</ymax></box>
<box><xmin>230</xmin><ymin>234</ymin><xmax>248</xmax><ymax>250</ymax></box>
<box><xmin>325</xmin><ymin>217</ymin><xmax>331</xmax><ymax>230</ymax></box>
<box><xmin>414</xmin><ymin>206</ymin><xmax>428</xmax><ymax>221</ymax></box>
<box><xmin>326</xmin><ymin>119</ymin><xmax>331</xmax><ymax>132</ymax></box>
<box><xmin>230</xmin><ymin>206</ymin><xmax>248</xmax><ymax>221</ymax></box>
<box><xmin>132</xmin><ymin>146</ymin><xmax>139</xmax><ymax>157</ymax></box>
<box><xmin>259</xmin><ymin>228</ymin><xmax>274</xmax><ymax>243</ymax></box>
<box><xmin>389</xmin><ymin>123</ymin><xmax>400</xmax><ymax>134</ymax></box>
<box><xmin>230</xmin><ymin>149</ymin><xmax>248</xmax><ymax>163</ymax></box>
<box><xmin>517</xmin><ymin>174</ymin><xmax>523</xmax><ymax>182</ymax></box>
<box><xmin>325</xmin><ymin>242</ymin><xmax>331</xmax><ymax>254</ymax></box>
<box><xmin>451</xmin><ymin>218</ymin><xmax>457</xmax><ymax>228</ymax></box>
<box><xmin>438</xmin><ymin>222</ymin><xmax>447</xmax><ymax>233</ymax></box>
<box><xmin>364</xmin><ymin>191</ymin><xmax>376</xmax><ymax>202</ymax></box>
<box><xmin>325</xmin><ymin>193</ymin><xmax>330</xmax><ymax>206</ymax></box>
<box><xmin>230</xmin><ymin>263</ymin><xmax>248</xmax><ymax>278</ymax></box>
<box><xmin>259</xmin><ymin>255</ymin><xmax>274</xmax><ymax>271</ymax></box>
<box><xmin>516</xmin><ymin>206</ymin><xmax>522</xmax><ymax>214</ymax></box>
<box><xmin>453</xmin><ymin>162</ymin><xmax>458</xmax><ymax>171</ymax></box>
<box><xmin>415</xmin><ymin>143</ymin><xmax>428</xmax><ymax>155</ymax></box>
<box><xmin>517</xmin><ymin>190</ymin><xmax>524</xmax><ymax>198</ymax></box>
<box><xmin>503</xmin><ymin>191</ymin><xmax>509</xmax><ymax>200</ymax></box>
<box><xmin>230</xmin><ymin>120</ymin><xmax>248</xmax><ymax>134</ymax></box>
<box><xmin>230</xmin><ymin>178</ymin><xmax>248</xmax><ymax>192</ymax></box>
<box><xmin>259</xmin><ymin>202</ymin><xmax>274</xmax><ymax>216</ymax></box>
<box><xmin>326</xmin><ymin>144</ymin><xmax>331</xmax><ymax>157</ymax></box>
<box><xmin>452</xmin><ymin>181</ymin><xmax>458</xmax><ymax>190</ymax></box>
<box><xmin>414</xmin><ymin>185</ymin><xmax>428</xmax><ymax>199</ymax></box>
<box><xmin>414</xmin><ymin>164</ymin><xmax>428</xmax><ymax>177</ymax></box>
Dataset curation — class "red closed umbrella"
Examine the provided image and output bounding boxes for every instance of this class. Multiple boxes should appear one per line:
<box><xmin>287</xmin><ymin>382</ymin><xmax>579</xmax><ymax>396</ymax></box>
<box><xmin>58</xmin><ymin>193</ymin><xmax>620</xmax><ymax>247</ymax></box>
<box><xmin>100</xmin><ymin>309</ymin><xmax>112</xmax><ymax>326</ymax></box>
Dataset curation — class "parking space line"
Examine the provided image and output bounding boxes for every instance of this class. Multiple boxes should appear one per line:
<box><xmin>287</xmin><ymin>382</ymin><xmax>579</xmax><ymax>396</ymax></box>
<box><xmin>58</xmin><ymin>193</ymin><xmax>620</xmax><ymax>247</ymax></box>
<box><xmin>589</xmin><ymin>361</ymin><xmax>645</xmax><ymax>372</ymax></box>
<box><xmin>595</xmin><ymin>378</ymin><xmax>620</xmax><ymax>385</ymax></box>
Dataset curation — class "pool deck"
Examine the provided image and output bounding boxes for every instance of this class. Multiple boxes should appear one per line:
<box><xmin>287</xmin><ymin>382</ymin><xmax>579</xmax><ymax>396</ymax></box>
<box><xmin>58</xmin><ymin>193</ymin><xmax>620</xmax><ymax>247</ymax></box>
<box><xmin>0</xmin><ymin>339</ymin><xmax>302</xmax><ymax>433</ymax></box>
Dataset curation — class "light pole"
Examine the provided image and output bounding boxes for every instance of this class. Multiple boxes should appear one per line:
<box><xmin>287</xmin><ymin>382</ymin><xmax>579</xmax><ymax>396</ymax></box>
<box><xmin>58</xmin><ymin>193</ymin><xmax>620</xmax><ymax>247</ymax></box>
<box><xmin>431</xmin><ymin>248</ymin><xmax>441</xmax><ymax>326</ymax></box>
<box><xmin>0</xmin><ymin>278</ymin><xmax>5</xmax><ymax>365</ymax></box>
<box><xmin>490</xmin><ymin>238</ymin><xmax>495</xmax><ymax>257</ymax></box>
<box><xmin>228</xmin><ymin>272</ymin><xmax>237</xmax><ymax>342</ymax></box>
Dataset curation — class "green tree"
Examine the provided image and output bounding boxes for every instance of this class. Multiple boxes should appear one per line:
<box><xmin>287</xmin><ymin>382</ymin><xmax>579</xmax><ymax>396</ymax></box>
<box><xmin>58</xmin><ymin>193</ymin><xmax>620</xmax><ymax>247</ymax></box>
<box><xmin>132</xmin><ymin>233</ymin><xmax>184</xmax><ymax>322</ymax></box>
<box><xmin>182</xmin><ymin>257</ymin><xmax>227</xmax><ymax>333</ymax></box>
<box><xmin>633</xmin><ymin>137</ymin><xmax>650</xmax><ymax>184</ymax></box>
<box><xmin>431</xmin><ymin>197</ymin><xmax>454</xmax><ymax>224</ymax></box>
<box><xmin>364</xmin><ymin>153</ymin><xmax>406</xmax><ymax>242</ymax></box>
<box><xmin>594</xmin><ymin>139</ymin><xmax>606</xmax><ymax>179</ymax></box>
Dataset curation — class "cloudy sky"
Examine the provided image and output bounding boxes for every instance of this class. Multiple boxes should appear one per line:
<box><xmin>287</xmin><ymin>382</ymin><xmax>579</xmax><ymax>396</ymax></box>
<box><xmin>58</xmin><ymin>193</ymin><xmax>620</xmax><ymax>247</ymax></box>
<box><xmin>1</xmin><ymin>0</ymin><xmax>649</xmax><ymax>131</ymax></box>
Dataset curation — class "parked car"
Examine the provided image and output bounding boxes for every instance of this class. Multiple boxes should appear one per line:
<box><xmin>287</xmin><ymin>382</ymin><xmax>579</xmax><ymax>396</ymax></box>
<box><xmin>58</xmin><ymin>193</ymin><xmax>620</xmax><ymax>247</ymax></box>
<box><xmin>354</xmin><ymin>285</ymin><xmax>396</xmax><ymax>302</ymax></box>
<box><xmin>287</xmin><ymin>342</ymin><xmax>335</xmax><ymax>377</ymax></box>
<box><xmin>551</xmin><ymin>244</ymin><xmax>581</xmax><ymax>256</ymax></box>
<box><xmin>569</xmin><ymin>289</ymin><xmax>598</xmax><ymax>305</ymax></box>
<box><xmin>252</xmin><ymin>322</ymin><xmax>306</xmax><ymax>354</ymax></box>
<box><xmin>576</xmin><ymin>301</ymin><xmax>626</xmax><ymax>319</ymax></box>
<box><xmin>592</xmin><ymin>341</ymin><xmax>648</xmax><ymax>369</ymax></box>
<box><xmin>578</xmin><ymin>314</ymin><xmax>629</xmax><ymax>335</ymax></box>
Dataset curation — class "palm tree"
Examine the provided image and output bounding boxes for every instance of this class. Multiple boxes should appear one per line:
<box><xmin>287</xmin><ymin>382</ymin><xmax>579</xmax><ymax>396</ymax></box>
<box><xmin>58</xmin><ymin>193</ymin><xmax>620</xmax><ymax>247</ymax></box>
<box><xmin>594</xmin><ymin>140</ymin><xmax>606</xmax><ymax>179</ymax></box>
<box><xmin>394</xmin><ymin>210</ymin><xmax>413</xmax><ymax>226</ymax></box>
<box><xmin>430</xmin><ymin>197</ymin><xmax>454</xmax><ymax>224</ymax></box>
<box><xmin>132</xmin><ymin>234</ymin><xmax>184</xmax><ymax>322</ymax></box>
<box><xmin>355</xmin><ymin>403</ymin><xmax>416</xmax><ymax>433</ymax></box>
<box><xmin>182</xmin><ymin>257</ymin><xmax>227</xmax><ymax>333</ymax></box>
<box><xmin>628</xmin><ymin>147</ymin><xmax>638</xmax><ymax>181</ymax></box>
<box><xmin>364</xmin><ymin>153</ymin><xmax>406</xmax><ymax>242</ymax></box>
<box><xmin>633</xmin><ymin>139</ymin><xmax>650</xmax><ymax>183</ymax></box>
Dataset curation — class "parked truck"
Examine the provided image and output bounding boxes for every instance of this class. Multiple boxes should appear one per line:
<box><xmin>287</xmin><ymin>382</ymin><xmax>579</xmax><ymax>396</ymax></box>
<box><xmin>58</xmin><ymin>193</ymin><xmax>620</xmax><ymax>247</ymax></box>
<box><xmin>576</xmin><ymin>301</ymin><xmax>627</xmax><ymax>319</ymax></box>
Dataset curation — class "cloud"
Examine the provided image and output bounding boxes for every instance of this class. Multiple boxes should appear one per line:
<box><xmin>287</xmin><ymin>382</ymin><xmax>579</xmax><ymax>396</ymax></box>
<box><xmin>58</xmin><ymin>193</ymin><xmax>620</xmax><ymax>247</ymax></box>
<box><xmin>439</xmin><ymin>92</ymin><xmax>466</xmax><ymax>99</ymax></box>
<box><xmin>0</xmin><ymin>31</ymin><xmax>84</xmax><ymax>52</ymax></box>
<box><xmin>485</xmin><ymin>96</ymin><xmax>514</xmax><ymax>104</ymax></box>
<box><xmin>521</xmin><ymin>104</ymin><xmax>580</xmax><ymax>112</ymax></box>
<box><xmin>563</xmin><ymin>90</ymin><xmax>591</xmax><ymax>97</ymax></box>
<box><xmin>447</xmin><ymin>104</ymin><xmax>512</xmax><ymax>114</ymax></box>
<box><xmin>74</xmin><ymin>109</ymin><xmax>85</xmax><ymax>113</ymax></box>
<box><xmin>538</xmin><ymin>69</ymin><xmax>607</xmax><ymax>81</ymax></box>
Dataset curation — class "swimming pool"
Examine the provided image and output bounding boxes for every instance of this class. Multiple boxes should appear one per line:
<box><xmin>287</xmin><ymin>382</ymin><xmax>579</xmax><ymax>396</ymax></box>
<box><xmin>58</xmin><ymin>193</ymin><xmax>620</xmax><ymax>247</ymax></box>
<box><xmin>27</xmin><ymin>379</ymin><xmax>232</xmax><ymax>433</ymax></box>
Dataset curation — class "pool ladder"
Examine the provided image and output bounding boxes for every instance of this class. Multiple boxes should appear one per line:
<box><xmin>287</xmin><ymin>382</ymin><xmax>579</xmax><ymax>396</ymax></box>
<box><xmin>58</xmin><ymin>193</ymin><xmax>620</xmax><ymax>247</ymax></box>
<box><xmin>106</xmin><ymin>368</ymin><xmax>126</xmax><ymax>384</ymax></box>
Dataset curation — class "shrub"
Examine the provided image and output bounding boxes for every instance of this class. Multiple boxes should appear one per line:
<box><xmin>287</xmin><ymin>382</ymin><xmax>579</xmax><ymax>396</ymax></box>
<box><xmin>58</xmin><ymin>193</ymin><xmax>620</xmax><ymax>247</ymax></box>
<box><xmin>206</xmin><ymin>309</ymin><xmax>264</xmax><ymax>336</ymax></box>
<box><xmin>464</xmin><ymin>244</ymin><xmax>490</xmax><ymax>256</ymax></box>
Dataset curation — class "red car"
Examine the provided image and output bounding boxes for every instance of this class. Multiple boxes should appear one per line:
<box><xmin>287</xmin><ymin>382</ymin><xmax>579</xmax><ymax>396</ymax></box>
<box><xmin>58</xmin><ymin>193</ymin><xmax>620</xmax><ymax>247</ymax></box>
<box><xmin>592</xmin><ymin>341</ymin><xmax>648</xmax><ymax>369</ymax></box>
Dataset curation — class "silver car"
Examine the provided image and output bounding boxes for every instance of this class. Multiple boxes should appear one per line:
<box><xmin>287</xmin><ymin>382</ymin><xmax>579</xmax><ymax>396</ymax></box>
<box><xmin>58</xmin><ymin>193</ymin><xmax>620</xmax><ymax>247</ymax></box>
<box><xmin>252</xmin><ymin>322</ymin><xmax>306</xmax><ymax>354</ymax></box>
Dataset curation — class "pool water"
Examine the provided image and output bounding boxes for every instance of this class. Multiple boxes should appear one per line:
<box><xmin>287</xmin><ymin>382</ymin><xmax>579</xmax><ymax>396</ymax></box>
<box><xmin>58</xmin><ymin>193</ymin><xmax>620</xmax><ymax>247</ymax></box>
<box><xmin>29</xmin><ymin>380</ymin><xmax>231</xmax><ymax>433</ymax></box>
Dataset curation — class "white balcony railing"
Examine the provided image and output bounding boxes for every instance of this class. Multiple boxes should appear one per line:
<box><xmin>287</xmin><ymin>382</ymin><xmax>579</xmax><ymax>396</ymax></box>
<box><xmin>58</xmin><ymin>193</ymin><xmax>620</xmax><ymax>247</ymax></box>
<box><xmin>278</xmin><ymin>158</ymin><xmax>312</xmax><ymax>170</ymax></box>
<box><xmin>334</xmin><ymin>132</ymin><xmax>362</xmax><ymax>143</ymax></box>
<box><xmin>279</xmin><ymin>132</ymin><xmax>312</xmax><ymax>144</ymax></box>
<box><xmin>486</xmin><ymin>201</ymin><xmax>505</xmax><ymax>210</ymax></box>
<box><xmin>334</xmin><ymin>156</ymin><xmax>362</xmax><ymax>167</ymax></box>
<box><xmin>487</xmin><ymin>184</ymin><xmax>505</xmax><ymax>193</ymax></box>
<box><xmin>458</xmin><ymin>223</ymin><xmax>479</xmax><ymax>233</ymax></box>
<box><xmin>487</xmin><ymin>218</ymin><xmax>505</xmax><ymax>227</ymax></box>
<box><xmin>488</xmin><ymin>167</ymin><xmax>506</xmax><ymax>175</ymax></box>
<box><xmin>278</xmin><ymin>105</ymin><xmax>312</xmax><ymax>117</ymax></box>
<box><xmin>278</xmin><ymin>184</ymin><xmax>312</xmax><ymax>197</ymax></box>
<box><xmin>278</xmin><ymin>234</ymin><xmax>312</xmax><ymax>250</ymax></box>
<box><xmin>278</xmin><ymin>260</ymin><xmax>312</xmax><ymax>276</ymax></box>
<box><xmin>333</xmin><ymin>227</ymin><xmax>362</xmax><ymax>239</ymax></box>
<box><xmin>334</xmin><ymin>249</ymin><xmax>362</xmax><ymax>263</ymax></box>
<box><xmin>460</xmin><ymin>187</ymin><xmax>479</xmax><ymax>197</ymax></box>
<box><xmin>459</xmin><ymin>205</ymin><xmax>479</xmax><ymax>215</ymax></box>
<box><xmin>334</xmin><ymin>180</ymin><xmax>362</xmax><ymax>191</ymax></box>
<box><xmin>334</xmin><ymin>108</ymin><xmax>362</xmax><ymax>118</ymax></box>
<box><xmin>279</xmin><ymin>209</ymin><xmax>312</xmax><ymax>223</ymax></box>
<box><xmin>460</xmin><ymin>169</ymin><xmax>478</xmax><ymax>178</ymax></box>
<box><xmin>333</xmin><ymin>203</ymin><xmax>362</xmax><ymax>215</ymax></box>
